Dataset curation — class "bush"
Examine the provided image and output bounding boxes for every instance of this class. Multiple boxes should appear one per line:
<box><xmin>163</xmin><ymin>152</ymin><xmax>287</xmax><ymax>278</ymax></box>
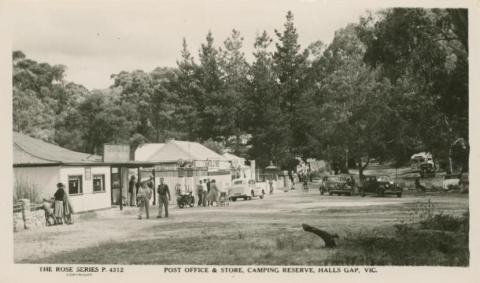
<box><xmin>420</xmin><ymin>211</ymin><xmax>469</xmax><ymax>233</ymax></box>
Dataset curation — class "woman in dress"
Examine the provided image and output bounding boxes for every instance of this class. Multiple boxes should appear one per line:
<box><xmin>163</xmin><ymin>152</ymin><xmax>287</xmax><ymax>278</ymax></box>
<box><xmin>63</xmin><ymin>192</ymin><xmax>74</xmax><ymax>224</ymax></box>
<box><xmin>53</xmin><ymin>183</ymin><xmax>65</xmax><ymax>224</ymax></box>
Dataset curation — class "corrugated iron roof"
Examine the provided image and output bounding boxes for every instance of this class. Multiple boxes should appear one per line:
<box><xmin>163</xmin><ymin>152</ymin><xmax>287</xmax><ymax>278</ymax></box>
<box><xmin>13</xmin><ymin>132</ymin><xmax>102</xmax><ymax>165</ymax></box>
<box><xmin>222</xmin><ymin>152</ymin><xmax>244</xmax><ymax>161</ymax></box>
<box><xmin>135</xmin><ymin>143</ymin><xmax>165</xmax><ymax>161</ymax></box>
<box><xmin>145</xmin><ymin>140</ymin><xmax>225</xmax><ymax>162</ymax></box>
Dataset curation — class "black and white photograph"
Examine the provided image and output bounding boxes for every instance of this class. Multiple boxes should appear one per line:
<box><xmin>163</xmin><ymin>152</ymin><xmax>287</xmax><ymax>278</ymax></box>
<box><xmin>1</xmin><ymin>0</ymin><xmax>479</xmax><ymax>281</ymax></box>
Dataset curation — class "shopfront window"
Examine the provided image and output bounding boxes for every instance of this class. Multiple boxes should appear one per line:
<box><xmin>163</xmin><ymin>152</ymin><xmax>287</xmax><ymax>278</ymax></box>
<box><xmin>93</xmin><ymin>174</ymin><xmax>105</xmax><ymax>193</ymax></box>
<box><xmin>68</xmin><ymin>175</ymin><xmax>83</xmax><ymax>195</ymax></box>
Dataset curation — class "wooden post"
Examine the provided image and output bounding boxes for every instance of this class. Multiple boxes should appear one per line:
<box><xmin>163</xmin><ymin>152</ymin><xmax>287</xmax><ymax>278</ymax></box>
<box><xmin>119</xmin><ymin>168</ymin><xmax>123</xmax><ymax>211</ymax></box>
<box><xmin>131</xmin><ymin>167</ymin><xmax>136</xmax><ymax>207</ymax></box>
<box><xmin>152</xmin><ymin>168</ymin><xmax>156</xmax><ymax>205</ymax></box>
<box><xmin>20</xmin><ymin>199</ymin><xmax>30</xmax><ymax>229</ymax></box>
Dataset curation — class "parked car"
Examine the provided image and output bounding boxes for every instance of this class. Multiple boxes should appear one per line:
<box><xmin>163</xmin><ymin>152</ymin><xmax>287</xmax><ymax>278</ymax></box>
<box><xmin>360</xmin><ymin>175</ymin><xmax>402</xmax><ymax>197</ymax></box>
<box><xmin>228</xmin><ymin>179</ymin><xmax>265</xmax><ymax>201</ymax></box>
<box><xmin>320</xmin><ymin>174</ymin><xmax>355</xmax><ymax>196</ymax></box>
<box><xmin>459</xmin><ymin>172</ymin><xmax>469</xmax><ymax>193</ymax></box>
<box><xmin>443</xmin><ymin>174</ymin><xmax>461</xmax><ymax>191</ymax></box>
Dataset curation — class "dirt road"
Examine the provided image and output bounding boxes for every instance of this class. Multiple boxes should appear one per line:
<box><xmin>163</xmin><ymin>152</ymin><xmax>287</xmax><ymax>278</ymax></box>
<box><xmin>14</xmin><ymin>187</ymin><xmax>468</xmax><ymax>264</ymax></box>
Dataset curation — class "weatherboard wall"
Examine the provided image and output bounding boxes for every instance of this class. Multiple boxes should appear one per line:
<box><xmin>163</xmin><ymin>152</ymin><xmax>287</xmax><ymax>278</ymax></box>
<box><xmin>59</xmin><ymin>166</ymin><xmax>111</xmax><ymax>212</ymax></box>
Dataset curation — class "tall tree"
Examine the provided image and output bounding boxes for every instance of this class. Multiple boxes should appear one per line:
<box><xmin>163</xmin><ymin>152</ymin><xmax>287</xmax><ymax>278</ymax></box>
<box><xmin>197</xmin><ymin>31</ymin><xmax>227</xmax><ymax>141</ymax></box>
<box><xmin>218</xmin><ymin>29</ymin><xmax>249</xmax><ymax>155</ymax></box>
<box><xmin>12</xmin><ymin>51</ymin><xmax>72</xmax><ymax>142</ymax></box>
<box><xmin>357</xmin><ymin>8</ymin><xmax>468</xmax><ymax>170</ymax></box>
<box><xmin>111</xmin><ymin>70</ymin><xmax>154</xmax><ymax>139</ymax></box>
<box><xmin>245</xmin><ymin>31</ymin><xmax>288</xmax><ymax>168</ymax></box>
<box><xmin>272</xmin><ymin>11</ymin><xmax>308</xmax><ymax>163</ymax></box>
<box><xmin>171</xmin><ymin>38</ymin><xmax>203</xmax><ymax>140</ymax></box>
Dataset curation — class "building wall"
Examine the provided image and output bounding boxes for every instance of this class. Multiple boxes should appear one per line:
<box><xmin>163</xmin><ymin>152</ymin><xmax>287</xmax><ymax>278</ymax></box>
<box><xmin>14</xmin><ymin>166</ymin><xmax>60</xmax><ymax>201</ymax></box>
<box><xmin>59</xmin><ymin>166</ymin><xmax>111</xmax><ymax>212</ymax></box>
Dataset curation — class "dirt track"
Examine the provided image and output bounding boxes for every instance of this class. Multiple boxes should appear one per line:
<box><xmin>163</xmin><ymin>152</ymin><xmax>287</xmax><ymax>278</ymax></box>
<box><xmin>14</xmin><ymin>185</ymin><xmax>469</xmax><ymax>263</ymax></box>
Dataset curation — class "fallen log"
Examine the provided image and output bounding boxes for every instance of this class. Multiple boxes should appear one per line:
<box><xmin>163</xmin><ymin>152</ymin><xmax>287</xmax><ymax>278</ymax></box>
<box><xmin>302</xmin><ymin>223</ymin><xmax>339</xmax><ymax>248</ymax></box>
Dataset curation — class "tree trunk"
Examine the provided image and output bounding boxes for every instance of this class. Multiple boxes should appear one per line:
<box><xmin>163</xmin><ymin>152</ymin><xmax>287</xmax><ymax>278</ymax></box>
<box><xmin>345</xmin><ymin>148</ymin><xmax>349</xmax><ymax>172</ymax></box>
<box><xmin>358</xmin><ymin>157</ymin><xmax>370</xmax><ymax>182</ymax></box>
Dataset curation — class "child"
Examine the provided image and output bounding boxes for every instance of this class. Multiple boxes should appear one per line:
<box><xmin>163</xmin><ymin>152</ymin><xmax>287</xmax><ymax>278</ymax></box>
<box><xmin>41</xmin><ymin>198</ymin><xmax>56</xmax><ymax>226</ymax></box>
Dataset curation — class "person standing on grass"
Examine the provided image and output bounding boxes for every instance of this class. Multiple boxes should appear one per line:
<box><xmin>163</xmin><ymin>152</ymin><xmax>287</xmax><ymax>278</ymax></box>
<box><xmin>53</xmin><ymin>183</ymin><xmax>65</xmax><ymax>224</ymax></box>
<box><xmin>128</xmin><ymin>175</ymin><xmax>136</xmax><ymax>206</ymax></box>
<box><xmin>157</xmin><ymin>178</ymin><xmax>171</xmax><ymax>218</ymax></box>
<box><xmin>137</xmin><ymin>182</ymin><xmax>151</xmax><ymax>220</ymax></box>
<box><xmin>206</xmin><ymin>179</ymin><xmax>211</xmax><ymax>193</ymax></box>
<box><xmin>197</xmin><ymin>180</ymin><xmax>204</xmax><ymax>207</ymax></box>
<box><xmin>207</xmin><ymin>179</ymin><xmax>219</xmax><ymax>206</ymax></box>
<box><xmin>202</xmin><ymin>179</ymin><xmax>208</xmax><ymax>207</ymax></box>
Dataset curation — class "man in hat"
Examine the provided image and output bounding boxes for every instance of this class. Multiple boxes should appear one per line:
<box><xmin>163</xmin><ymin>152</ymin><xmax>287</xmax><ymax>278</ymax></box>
<box><xmin>157</xmin><ymin>178</ymin><xmax>171</xmax><ymax>218</ymax></box>
<box><xmin>53</xmin><ymin>183</ymin><xmax>65</xmax><ymax>224</ymax></box>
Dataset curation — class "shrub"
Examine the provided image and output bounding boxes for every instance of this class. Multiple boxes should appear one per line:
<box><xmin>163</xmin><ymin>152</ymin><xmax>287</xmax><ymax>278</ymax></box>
<box><xmin>420</xmin><ymin>211</ymin><xmax>469</xmax><ymax>233</ymax></box>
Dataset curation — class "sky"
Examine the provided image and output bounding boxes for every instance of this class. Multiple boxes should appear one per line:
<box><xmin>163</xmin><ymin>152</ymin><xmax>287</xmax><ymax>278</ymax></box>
<box><xmin>10</xmin><ymin>0</ymin><xmax>383</xmax><ymax>90</ymax></box>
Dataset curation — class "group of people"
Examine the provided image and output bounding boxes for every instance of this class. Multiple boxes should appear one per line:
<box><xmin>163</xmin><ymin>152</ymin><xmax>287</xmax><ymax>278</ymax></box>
<box><xmin>43</xmin><ymin>182</ymin><xmax>74</xmax><ymax>226</ymax></box>
<box><xmin>136</xmin><ymin>177</ymin><xmax>231</xmax><ymax>220</ymax></box>
<box><xmin>135</xmin><ymin>178</ymin><xmax>171</xmax><ymax>220</ymax></box>
<box><xmin>195</xmin><ymin>179</ymin><xmax>226</xmax><ymax>207</ymax></box>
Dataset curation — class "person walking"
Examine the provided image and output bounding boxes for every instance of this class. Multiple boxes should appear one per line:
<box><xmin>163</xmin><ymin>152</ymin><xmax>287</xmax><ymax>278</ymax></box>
<box><xmin>197</xmin><ymin>180</ymin><xmax>204</xmax><ymax>207</ymax></box>
<box><xmin>128</xmin><ymin>175</ymin><xmax>136</xmax><ymax>206</ymax></box>
<box><xmin>137</xmin><ymin>182</ymin><xmax>151</xmax><ymax>220</ymax></box>
<box><xmin>53</xmin><ymin>183</ymin><xmax>65</xmax><ymax>225</ymax></box>
<box><xmin>157</xmin><ymin>178</ymin><xmax>171</xmax><ymax>218</ymax></box>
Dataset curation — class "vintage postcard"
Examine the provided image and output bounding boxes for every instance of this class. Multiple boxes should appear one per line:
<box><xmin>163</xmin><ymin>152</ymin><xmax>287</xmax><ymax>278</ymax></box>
<box><xmin>0</xmin><ymin>0</ymin><xmax>479</xmax><ymax>282</ymax></box>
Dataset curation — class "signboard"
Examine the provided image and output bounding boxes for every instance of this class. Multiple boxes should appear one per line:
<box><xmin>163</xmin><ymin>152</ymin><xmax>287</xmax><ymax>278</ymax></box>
<box><xmin>103</xmin><ymin>144</ymin><xmax>130</xmax><ymax>162</ymax></box>
<box><xmin>85</xmin><ymin>167</ymin><xmax>92</xmax><ymax>180</ymax></box>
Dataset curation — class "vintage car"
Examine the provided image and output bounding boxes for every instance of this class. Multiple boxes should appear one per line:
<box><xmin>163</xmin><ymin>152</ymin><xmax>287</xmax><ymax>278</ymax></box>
<box><xmin>360</xmin><ymin>175</ymin><xmax>402</xmax><ymax>197</ymax></box>
<box><xmin>443</xmin><ymin>174</ymin><xmax>460</xmax><ymax>191</ymax></box>
<box><xmin>320</xmin><ymin>174</ymin><xmax>355</xmax><ymax>196</ymax></box>
<box><xmin>228</xmin><ymin>179</ymin><xmax>265</xmax><ymax>201</ymax></box>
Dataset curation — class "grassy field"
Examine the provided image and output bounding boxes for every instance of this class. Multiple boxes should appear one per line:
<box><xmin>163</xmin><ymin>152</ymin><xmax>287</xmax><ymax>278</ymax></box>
<box><xmin>15</xmin><ymin>187</ymin><xmax>469</xmax><ymax>266</ymax></box>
